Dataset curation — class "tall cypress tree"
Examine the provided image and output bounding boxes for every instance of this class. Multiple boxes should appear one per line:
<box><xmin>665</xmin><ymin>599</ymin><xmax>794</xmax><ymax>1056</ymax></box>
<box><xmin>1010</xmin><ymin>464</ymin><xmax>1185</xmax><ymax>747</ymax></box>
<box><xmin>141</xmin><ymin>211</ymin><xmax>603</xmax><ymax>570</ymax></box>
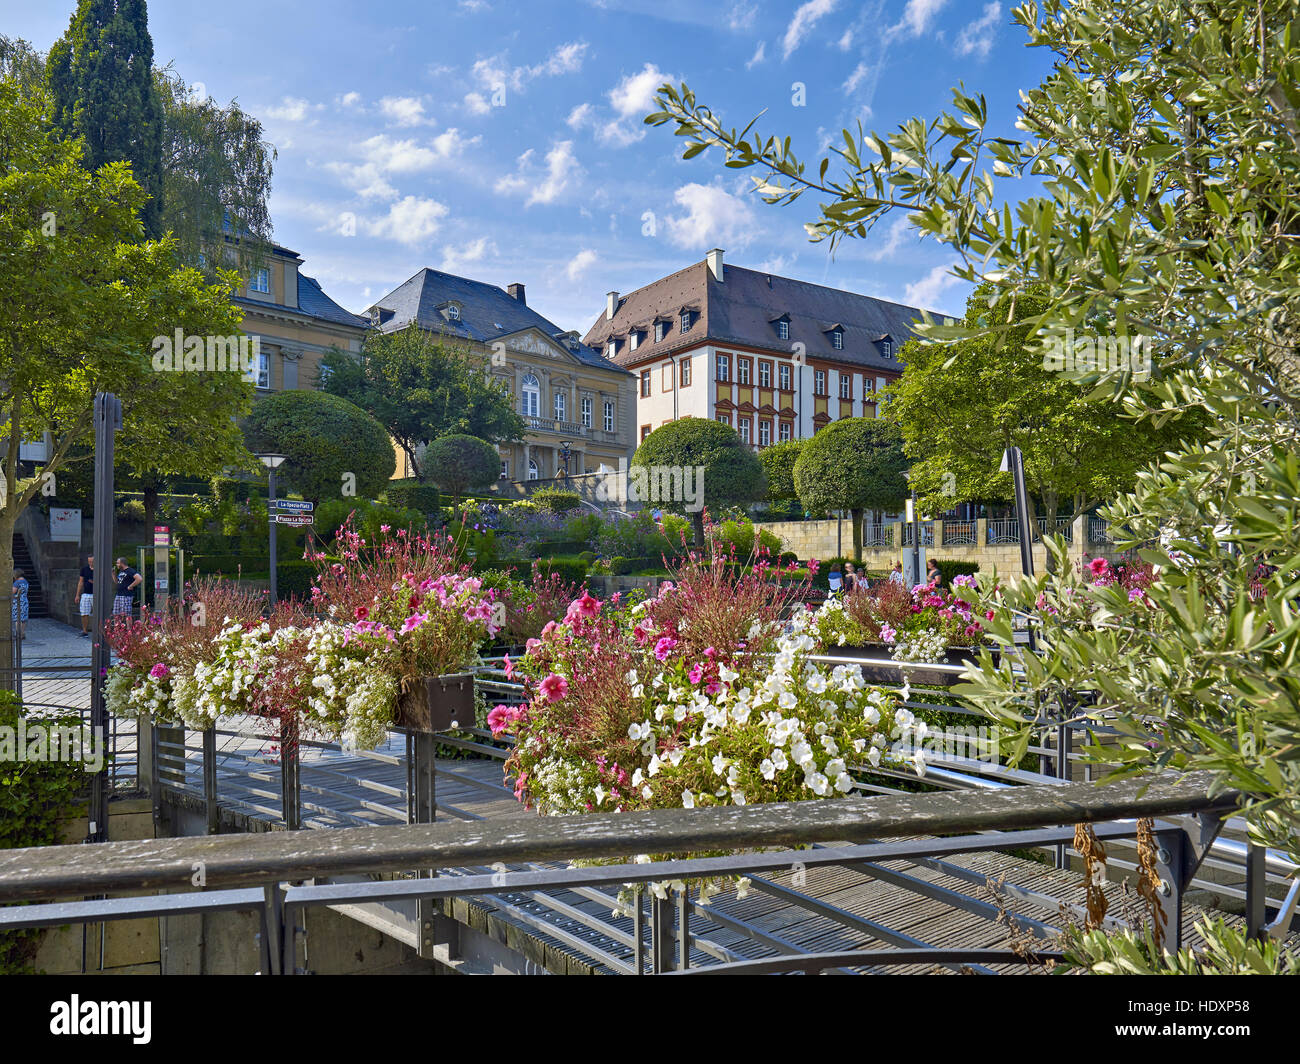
<box><xmin>46</xmin><ymin>0</ymin><xmax>163</xmax><ymax>236</ymax></box>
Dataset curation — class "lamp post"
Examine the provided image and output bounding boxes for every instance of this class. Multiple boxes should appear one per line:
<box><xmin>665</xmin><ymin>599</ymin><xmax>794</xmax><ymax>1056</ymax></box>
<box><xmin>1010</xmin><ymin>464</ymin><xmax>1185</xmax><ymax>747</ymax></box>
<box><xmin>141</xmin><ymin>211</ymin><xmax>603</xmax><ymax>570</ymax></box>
<box><xmin>257</xmin><ymin>453</ymin><xmax>286</xmax><ymax>608</ymax></box>
<box><xmin>559</xmin><ymin>439</ymin><xmax>572</xmax><ymax>481</ymax></box>
<box><xmin>1001</xmin><ymin>445</ymin><xmax>1037</xmax><ymax>655</ymax></box>
<box><xmin>903</xmin><ymin>472</ymin><xmax>921</xmax><ymax>586</ymax></box>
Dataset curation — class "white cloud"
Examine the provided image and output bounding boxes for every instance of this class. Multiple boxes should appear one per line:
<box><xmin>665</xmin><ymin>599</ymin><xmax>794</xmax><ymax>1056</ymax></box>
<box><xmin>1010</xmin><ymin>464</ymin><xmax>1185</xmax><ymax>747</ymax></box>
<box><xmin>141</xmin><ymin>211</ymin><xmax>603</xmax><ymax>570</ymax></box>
<box><xmin>583</xmin><ymin>63</ymin><xmax>677</xmax><ymax>147</ymax></box>
<box><xmin>567</xmin><ymin>102</ymin><xmax>594</xmax><ymax>128</ymax></box>
<box><xmin>534</xmin><ymin>41</ymin><xmax>589</xmax><ymax>78</ymax></box>
<box><xmin>367</xmin><ymin>196</ymin><xmax>450</xmax><ymax>245</ymax></box>
<box><xmin>782</xmin><ymin>0</ymin><xmax>838</xmax><ymax>60</ymax></box>
<box><xmin>264</xmin><ymin>96</ymin><xmax>315</xmax><ymax>121</ymax></box>
<box><xmin>904</xmin><ymin>262</ymin><xmax>962</xmax><ymax>310</ymax></box>
<box><xmin>757</xmin><ymin>253</ymin><xmax>793</xmax><ymax>274</ymax></box>
<box><xmin>955</xmin><ymin>2</ymin><xmax>1001</xmax><ymax>58</ymax></box>
<box><xmin>327</xmin><ymin>133</ymin><xmax>476</xmax><ymax>200</ymax></box>
<box><xmin>379</xmin><ymin>96</ymin><xmax>433</xmax><ymax>126</ymax></box>
<box><xmin>664</xmin><ymin>183</ymin><xmax>757</xmax><ymax>250</ymax></box>
<box><xmin>843</xmin><ymin>61</ymin><xmax>870</xmax><ymax>94</ymax></box>
<box><xmin>463</xmin><ymin>92</ymin><xmax>491</xmax><ymax>115</ymax></box>
<box><xmin>746</xmin><ymin>41</ymin><xmax>766</xmax><ymax>69</ymax></box>
<box><xmin>494</xmin><ymin>141</ymin><xmax>581</xmax><ymax>206</ymax></box>
<box><xmin>866</xmin><ymin>215</ymin><xmax>913</xmax><ymax>262</ymax></box>
<box><xmin>339</xmin><ymin>91</ymin><xmax>361</xmax><ymax>108</ymax></box>
<box><xmin>459</xmin><ymin>0</ymin><xmax>489</xmax><ymax>10</ymax></box>
<box><xmin>727</xmin><ymin>2</ymin><xmax>757</xmax><ymax>31</ymax></box>
<box><xmin>890</xmin><ymin>0</ymin><xmax>949</xmax><ymax>41</ymax></box>
<box><xmin>471</xmin><ymin>42</ymin><xmax>589</xmax><ymax>94</ymax></box>
<box><xmin>565</xmin><ymin>248</ymin><xmax>598</xmax><ymax>281</ymax></box>
<box><xmin>440</xmin><ymin>236</ymin><xmax>497</xmax><ymax>273</ymax></box>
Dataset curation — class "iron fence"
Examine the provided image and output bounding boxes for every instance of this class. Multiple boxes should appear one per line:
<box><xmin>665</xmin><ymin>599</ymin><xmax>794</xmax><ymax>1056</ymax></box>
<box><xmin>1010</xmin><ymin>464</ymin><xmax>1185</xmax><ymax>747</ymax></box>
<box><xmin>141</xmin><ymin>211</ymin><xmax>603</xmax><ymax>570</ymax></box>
<box><xmin>1088</xmin><ymin>516</ymin><xmax>1111</xmax><ymax>545</ymax></box>
<box><xmin>942</xmin><ymin>520</ymin><xmax>977</xmax><ymax>546</ymax></box>
<box><xmin>901</xmin><ymin>522</ymin><xmax>934</xmax><ymax>547</ymax></box>
<box><xmin>863</xmin><ymin>523</ymin><xmax>898</xmax><ymax>549</ymax></box>
<box><xmin>986</xmin><ymin>518</ymin><xmax>1020</xmax><ymax>544</ymax></box>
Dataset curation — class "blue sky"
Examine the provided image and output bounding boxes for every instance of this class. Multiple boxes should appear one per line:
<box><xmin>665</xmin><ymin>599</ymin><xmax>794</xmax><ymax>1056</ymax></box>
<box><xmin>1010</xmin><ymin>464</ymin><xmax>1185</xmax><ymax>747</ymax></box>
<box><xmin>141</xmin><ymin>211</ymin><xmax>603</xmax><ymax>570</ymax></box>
<box><xmin>4</xmin><ymin>0</ymin><xmax>1056</xmax><ymax>331</ymax></box>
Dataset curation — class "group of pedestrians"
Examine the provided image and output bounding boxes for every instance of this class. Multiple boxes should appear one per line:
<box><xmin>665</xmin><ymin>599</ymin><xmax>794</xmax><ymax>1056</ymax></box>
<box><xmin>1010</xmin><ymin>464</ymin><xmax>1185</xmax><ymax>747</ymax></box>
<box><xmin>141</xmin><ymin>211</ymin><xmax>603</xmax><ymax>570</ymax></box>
<box><xmin>826</xmin><ymin>558</ymin><xmax>946</xmax><ymax>597</ymax></box>
<box><xmin>71</xmin><ymin>556</ymin><xmax>142</xmax><ymax>635</ymax></box>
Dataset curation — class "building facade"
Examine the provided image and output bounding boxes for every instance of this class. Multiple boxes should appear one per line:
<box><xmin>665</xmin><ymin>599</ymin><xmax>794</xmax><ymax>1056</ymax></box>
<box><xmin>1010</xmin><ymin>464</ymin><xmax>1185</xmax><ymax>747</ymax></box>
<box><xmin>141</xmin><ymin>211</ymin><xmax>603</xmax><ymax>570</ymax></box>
<box><xmin>582</xmin><ymin>249</ymin><xmax>938</xmax><ymax>448</ymax></box>
<box><xmin>232</xmin><ymin>242</ymin><xmax>370</xmax><ymax>393</ymax></box>
<box><xmin>366</xmin><ymin>269</ymin><xmax>635</xmax><ymax>482</ymax></box>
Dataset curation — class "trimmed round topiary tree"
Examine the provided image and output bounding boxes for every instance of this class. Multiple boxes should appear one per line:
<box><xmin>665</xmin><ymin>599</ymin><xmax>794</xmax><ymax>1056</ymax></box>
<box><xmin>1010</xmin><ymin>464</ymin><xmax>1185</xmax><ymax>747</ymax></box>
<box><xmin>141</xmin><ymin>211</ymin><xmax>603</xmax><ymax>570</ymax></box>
<box><xmin>424</xmin><ymin>434</ymin><xmax>501</xmax><ymax>508</ymax></box>
<box><xmin>758</xmin><ymin>439</ymin><xmax>804</xmax><ymax>502</ymax></box>
<box><xmin>243</xmin><ymin>390</ymin><xmax>395</xmax><ymax>503</ymax></box>
<box><xmin>632</xmin><ymin>419</ymin><xmax>766</xmax><ymax>544</ymax></box>
<box><xmin>794</xmin><ymin>418</ymin><xmax>908</xmax><ymax>561</ymax></box>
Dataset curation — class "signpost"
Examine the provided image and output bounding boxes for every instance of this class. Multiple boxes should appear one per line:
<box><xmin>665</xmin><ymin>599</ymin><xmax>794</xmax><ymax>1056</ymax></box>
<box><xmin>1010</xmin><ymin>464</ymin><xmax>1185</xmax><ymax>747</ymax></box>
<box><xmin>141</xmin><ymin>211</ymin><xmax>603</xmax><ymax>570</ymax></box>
<box><xmin>270</xmin><ymin>499</ymin><xmax>313</xmax><ymax>513</ymax></box>
<box><xmin>274</xmin><ymin>514</ymin><xmax>313</xmax><ymax>527</ymax></box>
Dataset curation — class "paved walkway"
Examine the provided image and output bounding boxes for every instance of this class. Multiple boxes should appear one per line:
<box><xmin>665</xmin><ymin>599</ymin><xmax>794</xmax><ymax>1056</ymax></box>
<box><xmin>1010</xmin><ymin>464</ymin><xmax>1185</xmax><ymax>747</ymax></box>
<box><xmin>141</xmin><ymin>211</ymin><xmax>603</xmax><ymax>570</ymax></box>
<box><xmin>19</xmin><ymin>616</ymin><xmax>96</xmax><ymax>661</ymax></box>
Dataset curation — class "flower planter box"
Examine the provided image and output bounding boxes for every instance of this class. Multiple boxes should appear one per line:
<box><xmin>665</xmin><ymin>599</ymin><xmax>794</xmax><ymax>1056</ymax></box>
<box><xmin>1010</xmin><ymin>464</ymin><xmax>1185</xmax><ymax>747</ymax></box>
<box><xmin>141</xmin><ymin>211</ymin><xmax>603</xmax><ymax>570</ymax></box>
<box><xmin>819</xmin><ymin>643</ymin><xmax>997</xmax><ymax>687</ymax></box>
<box><xmin>393</xmin><ymin>671</ymin><xmax>476</xmax><ymax>732</ymax></box>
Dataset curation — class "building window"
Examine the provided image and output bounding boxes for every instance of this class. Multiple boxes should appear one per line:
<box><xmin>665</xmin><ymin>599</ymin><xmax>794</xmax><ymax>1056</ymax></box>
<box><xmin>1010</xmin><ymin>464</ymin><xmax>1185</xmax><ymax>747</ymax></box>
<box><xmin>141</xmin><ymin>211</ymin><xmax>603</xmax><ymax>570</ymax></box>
<box><xmin>680</xmin><ymin>311</ymin><xmax>691</xmax><ymax>333</ymax></box>
<box><xmin>604</xmin><ymin>400</ymin><xmax>615</xmax><ymax>432</ymax></box>
<box><xmin>716</xmin><ymin>354</ymin><xmax>730</xmax><ymax>382</ymax></box>
<box><xmin>759</xmin><ymin>421</ymin><xmax>771</xmax><ymax>447</ymax></box>
<box><xmin>716</xmin><ymin>413</ymin><xmax>731</xmax><ymax>426</ymax></box>
<box><xmin>680</xmin><ymin>358</ymin><xmax>692</xmax><ymax>387</ymax></box>
<box><xmin>739</xmin><ymin>418</ymin><xmax>750</xmax><ymax>444</ymax></box>
<box><xmin>832</xmin><ymin>329</ymin><xmax>844</xmax><ymax>350</ymax></box>
<box><xmin>521</xmin><ymin>373</ymin><xmax>540</xmax><ymax>418</ymax></box>
<box><xmin>256</xmin><ymin>351</ymin><xmax>270</xmax><ymax>389</ymax></box>
<box><xmin>758</xmin><ymin>361</ymin><xmax>771</xmax><ymax>388</ymax></box>
<box><xmin>815</xmin><ymin>370</ymin><xmax>826</xmax><ymax>395</ymax></box>
<box><xmin>883</xmin><ymin>340</ymin><xmax>893</xmax><ymax>358</ymax></box>
<box><xmin>447</xmin><ymin>304</ymin><xmax>460</xmax><ymax>321</ymax></box>
<box><xmin>779</xmin><ymin>421</ymin><xmax>791</xmax><ymax>442</ymax></box>
<box><xmin>738</xmin><ymin>358</ymin><xmax>750</xmax><ymax>385</ymax></box>
<box><xmin>607</xmin><ymin>339</ymin><xmax>617</xmax><ymax>359</ymax></box>
<box><xmin>779</xmin><ymin>363</ymin><xmax>791</xmax><ymax>391</ymax></box>
<box><xmin>661</xmin><ymin>362</ymin><xmax>674</xmax><ymax>390</ymax></box>
<box><xmin>554</xmin><ymin>391</ymin><xmax>566</xmax><ymax>421</ymax></box>
<box><xmin>863</xmin><ymin>376</ymin><xmax>873</xmax><ymax>400</ymax></box>
<box><xmin>655</xmin><ymin>321</ymin><xmax>667</xmax><ymax>343</ymax></box>
<box><xmin>776</xmin><ymin>319</ymin><xmax>789</xmax><ymax>341</ymax></box>
<box><xmin>581</xmin><ymin>396</ymin><xmax>592</xmax><ymax>428</ymax></box>
<box><xmin>640</xmin><ymin>370</ymin><xmax>651</xmax><ymax>397</ymax></box>
<box><xmin>840</xmin><ymin>374</ymin><xmax>852</xmax><ymax>399</ymax></box>
<box><xmin>527</xmin><ymin>459</ymin><xmax>539</xmax><ymax>481</ymax></box>
<box><xmin>250</xmin><ymin>267</ymin><xmax>269</xmax><ymax>294</ymax></box>
<box><xmin>641</xmin><ymin>424</ymin><xmax>652</xmax><ymax>442</ymax></box>
<box><xmin>629</xmin><ymin>330</ymin><xmax>640</xmax><ymax>350</ymax></box>
<box><xmin>500</xmin><ymin>460</ymin><xmax>509</xmax><ymax>480</ymax></box>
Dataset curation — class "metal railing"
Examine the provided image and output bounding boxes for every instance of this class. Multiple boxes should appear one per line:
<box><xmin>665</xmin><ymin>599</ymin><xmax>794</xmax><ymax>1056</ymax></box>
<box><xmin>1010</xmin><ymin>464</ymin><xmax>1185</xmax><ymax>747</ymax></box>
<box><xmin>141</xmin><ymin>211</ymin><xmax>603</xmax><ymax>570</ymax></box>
<box><xmin>1088</xmin><ymin>516</ymin><xmax>1111</xmax><ymax>545</ymax></box>
<box><xmin>1037</xmin><ymin>516</ymin><xmax>1074</xmax><ymax>543</ymax></box>
<box><xmin>986</xmin><ymin>518</ymin><xmax>1020</xmax><ymax>544</ymax></box>
<box><xmin>901</xmin><ymin>522</ymin><xmax>934</xmax><ymax>547</ymax></box>
<box><xmin>863</xmin><ymin>524</ymin><xmax>898</xmax><ymax>549</ymax></box>
<box><xmin>942</xmin><ymin>520</ymin><xmax>977</xmax><ymax>546</ymax></box>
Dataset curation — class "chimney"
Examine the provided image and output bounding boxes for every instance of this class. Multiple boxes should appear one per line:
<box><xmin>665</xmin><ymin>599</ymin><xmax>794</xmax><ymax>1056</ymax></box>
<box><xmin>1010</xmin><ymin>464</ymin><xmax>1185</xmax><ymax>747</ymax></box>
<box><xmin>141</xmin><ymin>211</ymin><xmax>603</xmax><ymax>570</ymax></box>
<box><xmin>706</xmin><ymin>248</ymin><xmax>724</xmax><ymax>281</ymax></box>
<box><xmin>507</xmin><ymin>282</ymin><xmax>526</xmax><ymax>304</ymax></box>
<box><xmin>606</xmin><ymin>291</ymin><xmax>619</xmax><ymax>320</ymax></box>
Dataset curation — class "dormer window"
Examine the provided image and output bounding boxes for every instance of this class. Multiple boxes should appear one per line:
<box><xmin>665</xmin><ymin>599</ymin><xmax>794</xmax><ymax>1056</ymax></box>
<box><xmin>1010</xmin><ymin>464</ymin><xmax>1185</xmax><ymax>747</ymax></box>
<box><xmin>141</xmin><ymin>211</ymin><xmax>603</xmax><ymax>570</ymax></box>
<box><xmin>654</xmin><ymin>321</ymin><xmax>668</xmax><ymax>343</ymax></box>
<box><xmin>777</xmin><ymin>320</ymin><xmax>790</xmax><ymax>341</ymax></box>
<box><xmin>250</xmin><ymin>268</ymin><xmax>269</xmax><ymax>293</ymax></box>
<box><xmin>447</xmin><ymin>304</ymin><xmax>461</xmax><ymax>321</ymax></box>
<box><xmin>832</xmin><ymin>329</ymin><xmax>844</xmax><ymax>350</ymax></box>
<box><xmin>629</xmin><ymin>329</ymin><xmax>640</xmax><ymax>350</ymax></box>
<box><xmin>679</xmin><ymin>310</ymin><xmax>692</xmax><ymax>333</ymax></box>
<box><xmin>607</xmin><ymin>339</ymin><xmax>618</xmax><ymax>359</ymax></box>
<box><xmin>882</xmin><ymin>340</ymin><xmax>893</xmax><ymax>358</ymax></box>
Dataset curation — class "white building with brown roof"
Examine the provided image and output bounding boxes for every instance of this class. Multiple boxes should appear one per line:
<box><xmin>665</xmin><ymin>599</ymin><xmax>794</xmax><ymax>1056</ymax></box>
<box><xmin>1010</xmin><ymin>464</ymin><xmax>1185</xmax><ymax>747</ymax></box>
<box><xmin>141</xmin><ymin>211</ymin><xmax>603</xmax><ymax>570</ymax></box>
<box><xmin>582</xmin><ymin>249</ymin><xmax>937</xmax><ymax>448</ymax></box>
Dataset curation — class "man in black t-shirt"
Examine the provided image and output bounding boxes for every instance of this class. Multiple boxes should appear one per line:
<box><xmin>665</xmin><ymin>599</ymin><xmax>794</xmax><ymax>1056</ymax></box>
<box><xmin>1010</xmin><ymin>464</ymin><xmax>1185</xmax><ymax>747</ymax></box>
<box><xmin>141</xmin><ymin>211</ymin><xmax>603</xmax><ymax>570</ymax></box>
<box><xmin>74</xmin><ymin>555</ymin><xmax>95</xmax><ymax>635</ymax></box>
<box><xmin>113</xmin><ymin>557</ymin><xmax>142</xmax><ymax>617</ymax></box>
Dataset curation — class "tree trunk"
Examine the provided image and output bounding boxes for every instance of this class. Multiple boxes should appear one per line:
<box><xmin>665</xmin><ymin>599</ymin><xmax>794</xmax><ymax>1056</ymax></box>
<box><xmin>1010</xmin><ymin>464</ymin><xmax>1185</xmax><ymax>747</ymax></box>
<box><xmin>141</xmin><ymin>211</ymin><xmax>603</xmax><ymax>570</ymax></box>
<box><xmin>851</xmin><ymin>507</ymin><xmax>863</xmax><ymax>562</ymax></box>
<box><xmin>143</xmin><ymin>482</ymin><xmax>159</xmax><ymax>531</ymax></box>
<box><xmin>692</xmin><ymin>509</ymin><xmax>706</xmax><ymax>548</ymax></box>
<box><xmin>0</xmin><ymin>507</ymin><xmax>16</xmax><ymax>692</ymax></box>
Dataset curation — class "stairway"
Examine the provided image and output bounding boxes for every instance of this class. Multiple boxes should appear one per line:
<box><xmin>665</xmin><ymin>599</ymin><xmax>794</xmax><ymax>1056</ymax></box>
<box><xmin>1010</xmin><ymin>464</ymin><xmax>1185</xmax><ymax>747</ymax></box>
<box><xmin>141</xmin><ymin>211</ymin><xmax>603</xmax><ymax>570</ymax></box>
<box><xmin>11</xmin><ymin>534</ymin><xmax>47</xmax><ymax>618</ymax></box>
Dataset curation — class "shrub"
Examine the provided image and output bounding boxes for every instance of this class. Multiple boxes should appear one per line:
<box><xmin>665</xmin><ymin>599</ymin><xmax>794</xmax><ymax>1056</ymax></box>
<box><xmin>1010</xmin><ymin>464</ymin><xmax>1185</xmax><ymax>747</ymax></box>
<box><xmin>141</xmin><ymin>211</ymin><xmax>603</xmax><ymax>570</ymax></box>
<box><xmin>424</xmin><ymin>435</ymin><xmax>500</xmax><ymax>505</ymax></box>
<box><xmin>243</xmin><ymin>390</ymin><xmax>395</xmax><ymax>503</ymax></box>
<box><xmin>315</xmin><ymin>498</ymin><xmax>425</xmax><ymax>543</ymax></box>
<box><xmin>578</xmin><ymin>551</ymin><xmax>596</xmax><ymax>567</ymax></box>
<box><xmin>779</xmin><ymin>550</ymin><xmax>799</xmax><ymax>567</ymax></box>
<box><xmin>209</xmin><ymin>476</ymin><xmax>261</xmax><ymax>506</ymax></box>
<box><xmin>116</xmin><ymin>498</ymin><xmax>146</xmax><ymax>522</ymax></box>
<box><xmin>533</xmin><ymin>558</ymin><xmax>589</xmax><ymax>584</ymax></box>
<box><xmin>273</xmin><ymin>559</ymin><xmax>327</xmax><ymax>599</ymax></box>
<box><xmin>932</xmin><ymin>559</ymin><xmax>979</xmax><ymax>586</ymax></box>
<box><xmin>531</xmin><ymin>487</ymin><xmax>582</xmax><ymax>514</ymax></box>
<box><xmin>382</xmin><ymin>479</ymin><xmax>441</xmax><ymax>514</ymax></box>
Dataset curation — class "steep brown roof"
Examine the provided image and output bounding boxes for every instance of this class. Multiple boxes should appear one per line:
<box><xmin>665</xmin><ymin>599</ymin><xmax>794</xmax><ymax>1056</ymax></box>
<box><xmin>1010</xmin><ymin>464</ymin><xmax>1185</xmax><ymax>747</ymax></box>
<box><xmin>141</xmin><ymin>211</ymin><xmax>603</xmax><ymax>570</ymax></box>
<box><xmin>583</xmin><ymin>257</ymin><xmax>938</xmax><ymax>372</ymax></box>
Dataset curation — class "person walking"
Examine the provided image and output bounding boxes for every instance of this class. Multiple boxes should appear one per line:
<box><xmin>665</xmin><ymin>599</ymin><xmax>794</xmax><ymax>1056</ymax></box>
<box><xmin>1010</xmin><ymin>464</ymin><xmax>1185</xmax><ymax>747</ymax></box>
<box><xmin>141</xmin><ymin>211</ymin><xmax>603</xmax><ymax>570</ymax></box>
<box><xmin>74</xmin><ymin>555</ymin><xmax>95</xmax><ymax>636</ymax></box>
<box><xmin>11</xmin><ymin>568</ymin><xmax>30</xmax><ymax>641</ymax></box>
<box><xmin>113</xmin><ymin>557</ymin><xmax>143</xmax><ymax>618</ymax></box>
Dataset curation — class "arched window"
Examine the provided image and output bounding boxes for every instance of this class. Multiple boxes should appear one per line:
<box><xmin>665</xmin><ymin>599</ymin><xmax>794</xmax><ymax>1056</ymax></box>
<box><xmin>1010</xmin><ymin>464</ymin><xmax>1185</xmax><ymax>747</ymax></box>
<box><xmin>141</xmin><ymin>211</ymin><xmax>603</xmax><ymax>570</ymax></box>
<box><xmin>521</xmin><ymin>374</ymin><xmax>540</xmax><ymax>418</ymax></box>
<box><xmin>527</xmin><ymin>458</ymin><xmax>539</xmax><ymax>481</ymax></box>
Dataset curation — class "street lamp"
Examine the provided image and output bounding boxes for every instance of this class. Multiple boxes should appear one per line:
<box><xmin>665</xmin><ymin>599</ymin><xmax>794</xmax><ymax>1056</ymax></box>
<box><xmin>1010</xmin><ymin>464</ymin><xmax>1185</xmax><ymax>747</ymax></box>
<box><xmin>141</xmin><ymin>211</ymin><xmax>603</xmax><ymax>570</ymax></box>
<box><xmin>559</xmin><ymin>439</ymin><xmax>572</xmax><ymax>481</ymax></box>
<box><xmin>257</xmin><ymin>453</ymin><xmax>286</xmax><ymax>607</ymax></box>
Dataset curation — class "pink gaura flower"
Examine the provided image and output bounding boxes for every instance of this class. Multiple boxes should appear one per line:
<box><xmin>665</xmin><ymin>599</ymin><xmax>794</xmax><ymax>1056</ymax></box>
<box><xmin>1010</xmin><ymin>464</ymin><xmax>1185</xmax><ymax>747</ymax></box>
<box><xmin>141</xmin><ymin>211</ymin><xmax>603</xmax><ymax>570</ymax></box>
<box><xmin>654</xmin><ymin>635</ymin><xmax>678</xmax><ymax>662</ymax></box>
<box><xmin>539</xmin><ymin>673</ymin><xmax>569</xmax><ymax>702</ymax></box>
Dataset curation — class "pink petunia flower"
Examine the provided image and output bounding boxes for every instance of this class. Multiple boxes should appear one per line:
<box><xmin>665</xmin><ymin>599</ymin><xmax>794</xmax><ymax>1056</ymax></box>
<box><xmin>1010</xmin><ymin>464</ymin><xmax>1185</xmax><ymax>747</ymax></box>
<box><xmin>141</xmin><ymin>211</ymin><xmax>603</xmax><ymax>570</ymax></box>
<box><xmin>879</xmin><ymin>623</ymin><xmax>896</xmax><ymax>643</ymax></box>
<box><xmin>149</xmin><ymin>662</ymin><xmax>171</xmax><ymax>680</ymax></box>
<box><xmin>539</xmin><ymin>673</ymin><xmax>569</xmax><ymax>702</ymax></box>
<box><xmin>401</xmin><ymin>612</ymin><xmax>427</xmax><ymax>633</ymax></box>
<box><xmin>688</xmin><ymin>662</ymin><xmax>704</xmax><ymax>684</ymax></box>
<box><xmin>654</xmin><ymin>635</ymin><xmax>678</xmax><ymax>662</ymax></box>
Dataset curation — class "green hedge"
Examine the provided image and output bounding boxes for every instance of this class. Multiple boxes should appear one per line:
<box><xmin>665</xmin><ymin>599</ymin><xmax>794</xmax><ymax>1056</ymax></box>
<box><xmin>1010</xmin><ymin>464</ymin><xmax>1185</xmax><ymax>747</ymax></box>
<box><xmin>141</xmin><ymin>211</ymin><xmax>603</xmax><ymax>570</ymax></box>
<box><xmin>210</xmin><ymin>476</ymin><xmax>261</xmax><ymax>505</ymax></box>
<box><xmin>529</xmin><ymin>538</ymin><xmax>591</xmax><ymax>558</ymax></box>
<box><xmin>488</xmin><ymin>557</ymin><xmax>589</xmax><ymax>584</ymax></box>
<box><xmin>383</xmin><ymin>479</ymin><xmax>441</xmax><ymax>514</ymax></box>
<box><xmin>932</xmin><ymin>559</ymin><xmax>979</xmax><ymax>585</ymax></box>
<box><xmin>273</xmin><ymin>560</ymin><xmax>322</xmax><ymax>599</ymax></box>
<box><xmin>530</xmin><ymin>487</ymin><xmax>583</xmax><ymax>514</ymax></box>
